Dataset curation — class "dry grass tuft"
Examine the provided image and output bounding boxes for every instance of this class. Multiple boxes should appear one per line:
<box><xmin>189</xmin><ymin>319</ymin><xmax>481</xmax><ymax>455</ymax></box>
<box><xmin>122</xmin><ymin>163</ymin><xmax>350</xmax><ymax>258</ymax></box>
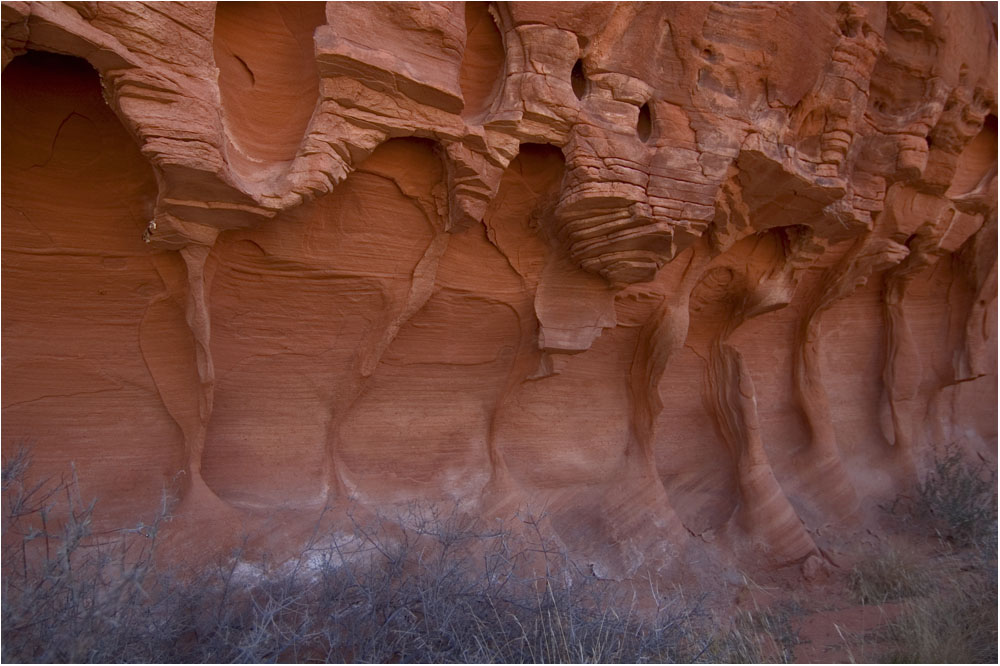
<box><xmin>708</xmin><ymin>605</ymin><xmax>800</xmax><ymax>664</ymax></box>
<box><xmin>881</xmin><ymin>572</ymin><xmax>997</xmax><ymax>664</ymax></box>
<box><xmin>848</xmin><ymin>546</ymin><xmax>930</xmax><ymax>605</ymax></box>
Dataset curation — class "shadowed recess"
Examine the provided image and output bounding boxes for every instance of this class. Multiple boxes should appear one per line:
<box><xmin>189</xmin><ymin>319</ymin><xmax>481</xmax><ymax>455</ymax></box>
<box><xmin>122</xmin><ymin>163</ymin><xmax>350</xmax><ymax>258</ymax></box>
<box><xmin>1</xmin><ymin>52</ymin><xmax>184</xmax><ymax>520</ymax></box>
<box><xmin>637</xmin><ymin>102</ymin><xmax>652</xmax><ymax>142</ymax></box>
<box><xmin>948</xmin><ymin>114</ymin><xmax>998</xmax><ymax>197</ymax></box>
<box><xmin>213</xmin><ymin>1</ymin><xmax>325</xmax><ymax>165</ymax></box>
<box><xmin>571</xmin><ymin>59</ymin><xmax>587</xmax><ymax>100</ymax></box>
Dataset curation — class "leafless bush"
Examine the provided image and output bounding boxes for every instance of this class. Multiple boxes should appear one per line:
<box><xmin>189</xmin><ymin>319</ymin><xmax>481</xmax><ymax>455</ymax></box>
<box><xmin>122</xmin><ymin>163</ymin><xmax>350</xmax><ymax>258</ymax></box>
<box><xmin>3</xmin><ymin>450</ymin><xmax>721</xmax><ymax>663</ymax></box>
<box><xmin>916</xmin><ymin>446</ymin><xmax>997</xmax><ymax>548</ymax></box>
<box><xmin>860</xmin><ymin>446</ymin><xmax>998</xmax><ymax>664</ymax></box>
<box><xmin>2</xmin><ymin>446</ymin><xmax>173</xmax><ymax>662</ymax></box>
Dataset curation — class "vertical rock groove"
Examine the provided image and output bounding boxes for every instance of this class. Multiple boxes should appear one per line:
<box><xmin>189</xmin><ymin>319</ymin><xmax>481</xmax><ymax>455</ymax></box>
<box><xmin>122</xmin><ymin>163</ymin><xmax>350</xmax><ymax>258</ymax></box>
<box><xmin>459</xmin><ymin>2</ymin><xmax>504</xmax><ymax>121</ymax></box>
<box><xmin>213</xmin><ymin>2</ymin><xmax>325</xmax><ymax>167</ymax></box>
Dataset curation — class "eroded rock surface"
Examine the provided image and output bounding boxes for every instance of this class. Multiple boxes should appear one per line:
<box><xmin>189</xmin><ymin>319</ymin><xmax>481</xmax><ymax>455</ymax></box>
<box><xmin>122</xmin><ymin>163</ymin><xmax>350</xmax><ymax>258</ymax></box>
<box><xmin>2</xmin><ymin>1</ymin><xmax>996</xmax><ymax>576</ymax></box>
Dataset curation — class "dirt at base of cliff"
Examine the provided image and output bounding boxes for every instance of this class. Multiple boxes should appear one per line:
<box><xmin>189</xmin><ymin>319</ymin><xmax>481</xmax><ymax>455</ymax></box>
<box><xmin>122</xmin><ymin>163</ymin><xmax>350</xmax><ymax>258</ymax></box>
<box><xmin>709</xmin><ymin>517</ymin><xmax>997</xmax><ymax>664</ymax></box>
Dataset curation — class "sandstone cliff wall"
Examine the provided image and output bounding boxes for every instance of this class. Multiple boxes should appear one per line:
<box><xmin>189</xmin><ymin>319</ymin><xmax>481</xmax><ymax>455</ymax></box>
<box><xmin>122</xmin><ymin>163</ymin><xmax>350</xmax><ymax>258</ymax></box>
<box><xmin>2</xmin><ymin>1</ymin><xmax>996</xmax><ymax>574</ymax></box>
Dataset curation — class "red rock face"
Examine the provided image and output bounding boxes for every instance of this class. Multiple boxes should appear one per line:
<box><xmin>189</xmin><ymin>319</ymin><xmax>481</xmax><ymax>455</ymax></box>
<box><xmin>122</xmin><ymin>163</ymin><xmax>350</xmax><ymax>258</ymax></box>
<box><xmin>2</xmin><ymin>2</ymin><xmax>996</xmax><ymax>574</ymax></box>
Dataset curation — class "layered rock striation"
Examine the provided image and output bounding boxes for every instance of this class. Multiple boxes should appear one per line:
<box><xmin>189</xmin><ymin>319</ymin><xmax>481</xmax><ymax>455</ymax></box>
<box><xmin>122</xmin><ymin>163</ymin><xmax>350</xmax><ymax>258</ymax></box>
<box><xmin>2</xmin><ymin>1</ymin><xmax>997</xmax><ymax>575</ymax></box>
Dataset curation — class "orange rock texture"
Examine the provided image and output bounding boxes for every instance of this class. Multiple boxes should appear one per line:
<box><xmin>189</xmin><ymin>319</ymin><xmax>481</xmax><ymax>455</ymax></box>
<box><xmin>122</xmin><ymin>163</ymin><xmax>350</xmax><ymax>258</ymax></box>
<box><xmin>2</xmin><ymin>2</ymin><xmax>997</xmax><ymax>575</ymax></box>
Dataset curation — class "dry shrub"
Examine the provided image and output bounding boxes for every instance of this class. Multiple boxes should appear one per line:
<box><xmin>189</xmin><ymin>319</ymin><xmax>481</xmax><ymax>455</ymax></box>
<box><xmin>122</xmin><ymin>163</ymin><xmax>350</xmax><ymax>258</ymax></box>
<box><xmin>3</xmin><ymin>449</ymin><xmax>721</xmax><ymax>663</ymax></box>
<box><xmin>875</xmin><ymin>447</ymin><xmax>998</xmax><ymax>663</ymax></box>
<box><xmin>1</xmin><ymin>447</ymin><xmax>174</xmax><ymax>662</ymax></box>
<box><xmin>16</xmin><ymin>447</ymin><xmax>938</xmax><ymax>663</ymax></box>
<box><xmin>916</xmin><ymin>446</ymin><xmax>997</xmax><ymax>548</ymax></box>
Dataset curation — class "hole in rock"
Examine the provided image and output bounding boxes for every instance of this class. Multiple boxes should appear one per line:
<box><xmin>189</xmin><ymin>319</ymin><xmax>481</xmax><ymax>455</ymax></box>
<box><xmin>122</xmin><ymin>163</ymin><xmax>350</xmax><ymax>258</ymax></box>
<box><xmin>948</xmin><ymin>114</ymin><xmax>998</xmax><ymax>196</ymax></box>
<box><xmin>515</xmin><ymin>142</ymin><xmax>566</xmax><ymax>192</ymax></box>
<box><xmin>637</xmin><ymin>102</ymin><xmax>652</xmax><ymax>142</ymax></box>
<box><xmin>518</xmin><ymin>141</ymin><xmax>565</xmax><ymax>161</ymax></box>
<box><xmin>459</xmin><ymin>1</ymin><xmax>505</xmax><ymax>121</ymax></box>
<box><xmin>213</xmin><ymin>1</ymin><xmax>325</xmax><ymax>165</ymax></box>
<box><xmin>571</xmin><ymin>59</ymin><xmax>587</xmax><ymax>100</ymax></box>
